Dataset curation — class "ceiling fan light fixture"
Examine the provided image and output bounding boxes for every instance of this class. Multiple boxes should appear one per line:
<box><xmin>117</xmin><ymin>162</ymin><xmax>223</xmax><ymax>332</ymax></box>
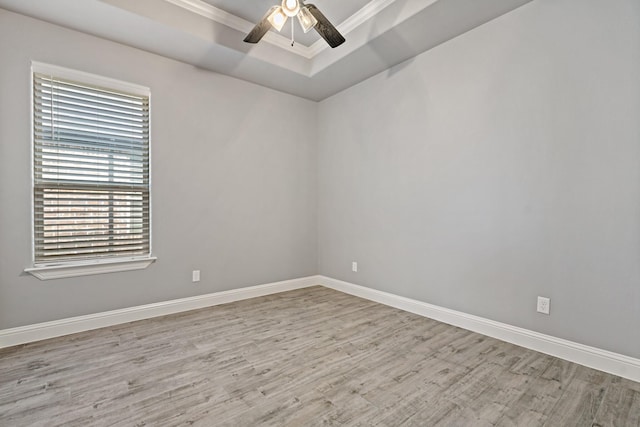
<box><xmin>297</xmin><ymin>6</ymin><xmax>317</xmax><ymax>33</ymax></box>
<box><xmin>281</xmin><ymin>0</ymin><xmax>300</xmax><ymax>17</ymax></box>
<box><xmin>244</xmin><ymin>1</ymin><xmax>344</xmax><ymax>48</ymax></box>
<box><xmin>267</xmin><ymin>6</ymin><xmax>287</xmax><ymax>32</ymax></box>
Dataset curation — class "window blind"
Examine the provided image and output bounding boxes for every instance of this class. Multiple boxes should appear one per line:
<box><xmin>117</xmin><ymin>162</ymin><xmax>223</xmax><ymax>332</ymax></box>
<box><xmin>33</xmin><ymin>72</ymin><xmax>150</xmax><ymax>265</ymax></box>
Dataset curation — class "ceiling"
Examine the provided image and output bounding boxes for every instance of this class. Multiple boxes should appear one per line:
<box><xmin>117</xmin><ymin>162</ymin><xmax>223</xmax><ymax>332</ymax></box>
<box><xmin>199</xmin><ymin>0</ymin><xmax>374</xmax><ymax>46</ymax></box>
<box><xmin>0</xmin><ymin>0</ymin><xmax>533</xmax><ymax>101</ymax></box>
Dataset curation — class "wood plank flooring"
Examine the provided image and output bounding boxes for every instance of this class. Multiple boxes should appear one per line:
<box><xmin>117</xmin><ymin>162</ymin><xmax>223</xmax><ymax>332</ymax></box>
<box><xmin>0</xmin><ymin>286</ymin><xmax>638</xmax><ymax>426</ymax></box>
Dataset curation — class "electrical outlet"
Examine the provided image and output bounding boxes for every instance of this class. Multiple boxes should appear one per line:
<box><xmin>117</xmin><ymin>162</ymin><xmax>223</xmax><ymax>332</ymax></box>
<box><xmin>192</xmin><ymin>270</ymin><xmax>200</xmax><ymax>282</ymax></box>
<box><xmin>352</xmin><ymin>262</ymin><xmax>358</xmax><ymax>272</ymax></box>
<box><xmin>537</xmin><ymin>296</ymin><xmax>550</xmax><ymax>315</ymax></box>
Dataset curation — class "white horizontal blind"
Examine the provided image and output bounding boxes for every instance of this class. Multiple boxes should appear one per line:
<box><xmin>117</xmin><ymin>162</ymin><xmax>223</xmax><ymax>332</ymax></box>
<box><xmin>33</xmin><ymin>71</ymin><xmax>150</xmax><ymax>265</ymax></box>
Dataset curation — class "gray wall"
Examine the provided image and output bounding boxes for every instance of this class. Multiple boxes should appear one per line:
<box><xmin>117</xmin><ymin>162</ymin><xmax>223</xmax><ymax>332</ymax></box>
<box><xmin>1</xmin><ymin>0</ymin><xmax>639</xmax><ymax>361</ymax></box>
<box><xmin>318</xmin><ymin>0</ymin><xmax>640</xmax><ymax>358</ymax></box>
<box><xmin>0</xmin><ymin>9</ymin><xmax>318</xmax><ymax>329</ymax></box>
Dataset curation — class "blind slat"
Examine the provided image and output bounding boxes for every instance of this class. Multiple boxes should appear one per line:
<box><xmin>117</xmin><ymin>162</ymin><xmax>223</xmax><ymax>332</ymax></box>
<box><xmin>34</xmin><ymin>111</ymin><xmax>147</xmax><ymax>135</ymax></box>
<box><xmin>35</xmin><ymin>248</ymin><xmax>149</xmax><ymax>258</ymax></box>
<box><xmin>39</xmin><ymin>240</ymin><xmax>149</xmax><ymax>250</ymax></box>
<box><xmin>35</xmin><ymin>114</ymin><xmax>147</xmax><ymax>136</ymax></box>
<box><xmin>35</xmin><ymin>99</ymin><xmax>147</xmax><ymax>124</ymax></box>
<box><xmin>35</xmin><ymin>164</ymin><xmax>148</xmax><ymax>174</ymax></box>
<box><xmin>35</xmin><ymin>124</ymin><xmax>148</xmax><ymax>144</ymax></box>
<box><xmin>34</xmin><ymin>76</ymin><xmax>147</xmax><ymax>102</ymax></box>
<box><xmin>36</xmin><ymin>233</ymin><xmax>150</xmax><ymax>242</ymax></box>
<box><xmin>34</xmin><ymin>103</ymin><xmax>147</xmax><ymax>125</ymax></box>
<box><xmin>34</xmin><ymin>225</ymin><xmax>149</xmax><ymax>232</ymax></box>
<box><xmin>34</xmin><ymin>79</ymin><xmax>147</xmax><ymax>110</ymax></box>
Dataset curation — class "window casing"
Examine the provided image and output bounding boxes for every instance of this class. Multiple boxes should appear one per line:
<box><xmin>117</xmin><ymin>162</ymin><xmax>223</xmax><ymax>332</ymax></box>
<box><xmin>27</xmin><ymin>63</ymin><xmax>154</xmax><ymax>279</ymax></box>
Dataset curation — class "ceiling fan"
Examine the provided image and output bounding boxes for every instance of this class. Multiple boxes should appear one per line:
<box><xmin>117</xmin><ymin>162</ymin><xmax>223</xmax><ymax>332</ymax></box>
<box><xmin>243</xmin><ymin>0</ymin><xmax>345</xmax><ymax>48</ymax></box>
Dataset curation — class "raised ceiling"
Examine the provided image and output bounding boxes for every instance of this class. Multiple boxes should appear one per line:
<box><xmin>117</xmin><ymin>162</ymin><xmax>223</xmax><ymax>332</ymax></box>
<box><xmin>199</xmin><ymin>0</ymin><xmax>374</xmax><ymax>46</ymax></box>
<box><xmin>0</xmin><ymin>0</ymin><xmax>533</xmax><ymax>100</ymax></box>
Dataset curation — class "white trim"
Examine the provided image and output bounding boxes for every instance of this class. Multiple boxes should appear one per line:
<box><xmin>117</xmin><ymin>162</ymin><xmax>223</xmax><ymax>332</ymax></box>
<box><xmin>162</xmin><ymin>0</ymin><xmax>312</xmax><ymax>58</ymax></box>
<box><xmin>31</xmin><ymin>61</ymin><xmax>150</xmax><ymax>96</ymax></box>
<box><xmin>3</xmin><ymin>274</ymin><xmax>638</xmax><ymax>382</ymax></box>
<box><xmin>307</xmin><ymin>0</ymin><xmax>397</xmax><ymax>57</ymax></box>
<box><xmin>148</xmin><ymin>89</ymin><xmax>154</xmax><ymax>259</ymax></box>
<box><xmin>29</xmin><ymin>63</ymin><xmax>36</xmax><ymax>267</ymax></box>
<box><xmin>0</xmin><ymin>276</ymin><xmax>320</xmax><ymax>348</ymax></box>
<box><xmin>319</xmin><ymin>276</ymin><xmax>640</xmax><ymax>383</ymax></box>
<box><xmin>28</xmin><ymin>61</ymin><xmax>153</xmax><ymax>278</ymax></box>
<box><xmin>163</xmin><ymin>0</ymin><xmax>254</xmax><ymax>33</ymax></box>
<box><xmin>163</xmin><ymin>0</ymin><xmax>398</xmax><ymax>59</ymax></box>
<box><xmin>24</xmin><ymin>257</ymin><xmax>157</xmax><ymax>280</ymax></box>
<box><xmin>337</xmin><ymin>0</ymin><xmax>396</xmax><ymax>36</ymax></box>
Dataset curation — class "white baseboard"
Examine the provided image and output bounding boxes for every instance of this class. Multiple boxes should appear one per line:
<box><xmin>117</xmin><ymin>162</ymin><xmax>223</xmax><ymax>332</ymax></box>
<box><xmin>319</xmin><ymin>276</ymin><xmax>640</xmax><ymax>383</ymax></box>
<box><xmin>0</xmin><ymin>275</ymin><xmax>320</xmax><ymax>349</ymax></box>
<box><xmin>2</xmin><ymin>274</ymin><xmax>638</xmax><ymax>383</ymax></box>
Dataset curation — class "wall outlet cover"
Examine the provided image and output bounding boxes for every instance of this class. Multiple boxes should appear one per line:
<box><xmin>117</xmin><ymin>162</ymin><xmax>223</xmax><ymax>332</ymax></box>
<box><xmin>537</xmin><ymin>296</ymin><xmax>550</xmax><ymax>315</ymax></box>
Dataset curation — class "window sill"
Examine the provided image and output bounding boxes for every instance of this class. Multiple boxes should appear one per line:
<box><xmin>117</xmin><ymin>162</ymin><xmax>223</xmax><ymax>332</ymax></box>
<box><xmin>24</xmin><ymin>257</ymin><xmax>157</xmax><ymax>280</ymax></box>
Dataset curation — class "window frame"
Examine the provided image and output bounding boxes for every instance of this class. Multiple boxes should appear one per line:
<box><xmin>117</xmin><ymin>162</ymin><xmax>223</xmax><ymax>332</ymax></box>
<box><xmin>25</xmin><ymin>62</ymin><xmax>156</xmax><ymax>280</ymax></box>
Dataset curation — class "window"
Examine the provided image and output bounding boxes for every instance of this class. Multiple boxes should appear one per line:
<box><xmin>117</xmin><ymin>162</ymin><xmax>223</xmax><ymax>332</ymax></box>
<box><xmin>26</xmin><ymin>63</ymin><xmax>155</xmax><ymax>280</ymax></box>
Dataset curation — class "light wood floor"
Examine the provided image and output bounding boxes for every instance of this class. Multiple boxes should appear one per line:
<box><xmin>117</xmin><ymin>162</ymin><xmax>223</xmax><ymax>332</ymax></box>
<box><xmin>1</xmin><ymin>286</ymin><xmax>638</xmax><ymax>426</ymax></box>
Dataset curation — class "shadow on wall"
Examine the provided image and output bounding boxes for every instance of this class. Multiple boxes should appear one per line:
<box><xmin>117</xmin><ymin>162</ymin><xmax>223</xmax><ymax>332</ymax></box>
<box><xmin>366</xmin><ymin>0</ymin><xmax>534</xmax><ymax>79</ymax></box>
<box><xmin>365</xmin><ymin>0</ymin><xmax>416</xmax><ymax>78</ymax></box>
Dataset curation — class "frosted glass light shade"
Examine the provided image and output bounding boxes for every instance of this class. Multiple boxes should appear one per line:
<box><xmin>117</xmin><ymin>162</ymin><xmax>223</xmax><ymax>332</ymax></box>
<box><xmin>281</xmin><ymin>0</ymin><xmax>300</xmax><ymax>17</ymax></box>
<box><xmin>297</xmin><ymin>6</ymin><xmax>317</xmax><ymax>33</ymax></box>
<box><xmin>267</xmin><ymin>7</ymin><xmax>287</xmax><ymax>32</ymax></box>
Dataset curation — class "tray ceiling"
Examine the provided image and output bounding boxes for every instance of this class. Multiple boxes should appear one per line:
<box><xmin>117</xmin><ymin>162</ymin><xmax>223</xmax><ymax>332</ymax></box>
<box><xmin>199</xmin><ymin>0</ymin><xmax>374</xmax><ymax>46</ymax></box>
<box><xmin>0</xmin><ymin>0</ymin><xmax>534</xmax><ymax>100</ymax></box>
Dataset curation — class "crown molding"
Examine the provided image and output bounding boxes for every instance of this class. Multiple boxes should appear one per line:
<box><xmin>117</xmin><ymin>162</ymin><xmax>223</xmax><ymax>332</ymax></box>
<box><xmin>163</xmin><ymin>0</ymin><xmax>398</xmax><ymax>60</ymax></box>
<box><xmin>163</xmin><ymin>0</ymin><xmax>312</xmax><ymax>58</ymax></box>
<box><xmin>307</xmin><ymin>0</ymin><xmax>396</xmax><ymax>57</ymax></box>
<box><xmin>163</xmin><ymin>0</ymin><xmax>252</xmax><ymax>32</ymax></box>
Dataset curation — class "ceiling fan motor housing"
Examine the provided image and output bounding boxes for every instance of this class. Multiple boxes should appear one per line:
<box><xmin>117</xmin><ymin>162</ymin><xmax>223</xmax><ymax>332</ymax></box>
<box><xmin>282</xmin><ymin>0</ymin><xmax>300</xmax><ymax>17</ymax></box>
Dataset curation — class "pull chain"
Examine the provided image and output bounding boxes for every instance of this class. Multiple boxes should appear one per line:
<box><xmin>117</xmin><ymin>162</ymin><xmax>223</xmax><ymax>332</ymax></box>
<box><xmin>291</xmin><ymin>18</ymin><xmax>295</xmax><ymax>46</ymax></box>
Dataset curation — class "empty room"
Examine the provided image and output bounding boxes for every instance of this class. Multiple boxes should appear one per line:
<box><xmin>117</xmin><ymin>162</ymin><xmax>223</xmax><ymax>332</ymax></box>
<box><xmin>0</xmin><ymin>0</ymin><xmax>639</xmax><ymax>425</ymax></box>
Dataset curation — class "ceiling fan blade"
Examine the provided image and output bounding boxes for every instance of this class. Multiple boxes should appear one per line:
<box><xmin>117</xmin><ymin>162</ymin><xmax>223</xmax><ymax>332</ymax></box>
<box><xmin>305</xmin><ymin>4</ymin><xmax>345</xmax><ymax>48</ymax></box>
<box><xmin>244</xmin><ymin>5</ymin><xmax>279</xmax><ymax>43</ymax></box>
